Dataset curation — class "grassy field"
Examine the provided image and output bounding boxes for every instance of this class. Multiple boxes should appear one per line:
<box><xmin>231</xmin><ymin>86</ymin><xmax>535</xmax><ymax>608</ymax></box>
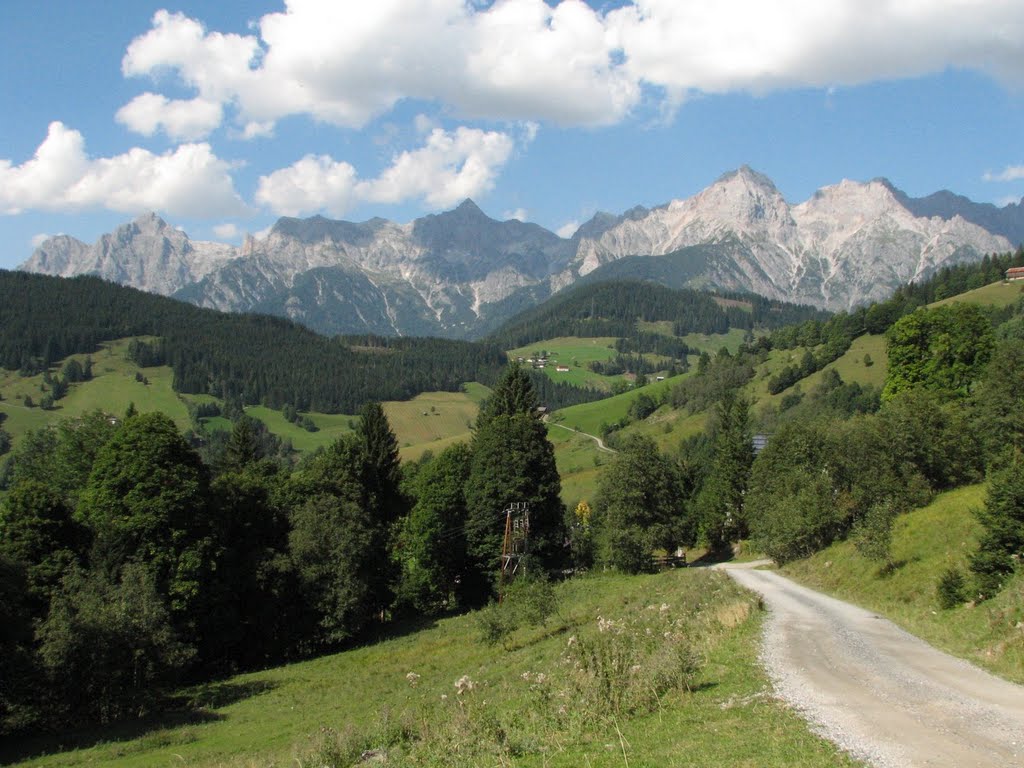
<box><xmin>934</xmin><ymin>280</ymin><xmax>1024</xmax><ymax>308</ymax></box>
<box><xmin>784</xmin><ymin>483</ymin><xmax>1024</xmax><ymax>684</ymax></box>
<box><xmin>550</xmin><ymin>373</ymin><xmax>689</xmax><ymax>436</ymax></box>
<box><xmin>680</xmin><ymin>327</ymin><xmax>752</xmax><ymax>355</ymax></box>
<box><xmin>4</xmin><ymin>570</ymin><xmax>860</xmax><ymax>768</ymax></box>
<box><xmin>0</xmin><ymin>337</ymin><xmax>490</xmax><ymax>463</ymax></box>
<box><xmin>507</xmin><ymin>337</ymin><xmax>623</xmax><ymax>390</ymax></box>
<box><xmin>0</xmin><ymin>339</ymin><xmax>195</xmax><ymax>442</ymax></box>
<box><xmin>546</xmin><ymin>425</ymin><xmax>609</xmax><ymax>506</ymax></box>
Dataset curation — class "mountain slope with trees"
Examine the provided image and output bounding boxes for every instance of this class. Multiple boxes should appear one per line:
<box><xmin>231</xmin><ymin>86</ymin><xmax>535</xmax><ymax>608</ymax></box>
<box><xmin>0</xmin><ymin>270</ymin><xmax>507</xmax><ymax>414</ymax></box>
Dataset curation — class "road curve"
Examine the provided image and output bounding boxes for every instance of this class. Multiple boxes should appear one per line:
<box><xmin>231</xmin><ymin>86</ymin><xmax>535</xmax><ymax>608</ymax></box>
<box><xmin>723</xmin><ymin>567</ymin><xmax>1024</xmax><ymax>767</ymax></box>
<box><xmin>544</xmin><ymin>420</ymin><xmax>618</xmax><ymax>453</ymax></box>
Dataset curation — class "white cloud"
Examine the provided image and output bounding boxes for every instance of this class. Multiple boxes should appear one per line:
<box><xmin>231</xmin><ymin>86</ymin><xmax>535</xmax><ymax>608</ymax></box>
<box><xmin>606</xmin><ymin>0</ymin><xmax>1024</xmax><ymax>97</ymax></box>
<box><xmin>556</xmin><ymin>220</ymin><xmax>580</xmax><ymax>238</ymax></box>
<box><xmin>257</xmin><ymin>126</ymin><xmax>518</xmax><ymax>216</ymax></box>
<box><xmin>256</xmin><ymin>155</ymin><xmax>359</xmax><ymax>217</ymax></box>
<box><xmin>117</xmin><ymin>1</ymin><xmax>1024</xmax><ymax>132</ymax></box>
<box><xmin>119</xmin><ymin>2</ymin><xmax>1024</xmax><ymax>132</ymax></box>
<box><xmin>30</xmin><ymin>233</ymin><xmax>50</xmax><ymax>248</ymax></box>
<box><xmin>237</xmin><ymin>121</ymin><xmax>276</xmax><ymax>140</ymax></box>
<box><xmin>984</xmin><ymin>165</ymin><xmax>1024</xmax><ymax>182</ymax></box>
<box><xmin>213</xmin><ymin>222</ymin><xmax>241</xmax><ymax>239</ymax></box>
<box><xmin>0</xmin><ymin>122</ymin><xmax>248</xmax><ymax>218</ymax></box>
<box><xmin>504</xmin><ymin>208</ymin><xmax>528</xmax><ymax>222</ymax></box>
<box><xmin>116</xmin><ymin>92</ymin><xmax>223</xmax><ymax>140</ymax></box>
<box><xmin>121</xmin><ymin>2</ymin><xmax>636</xmax><ymax>130</ymax></box>
<box><xmin>360</xmin><ymin>127</ymin><xmax>515</xmax><ymax>208</ymax></box>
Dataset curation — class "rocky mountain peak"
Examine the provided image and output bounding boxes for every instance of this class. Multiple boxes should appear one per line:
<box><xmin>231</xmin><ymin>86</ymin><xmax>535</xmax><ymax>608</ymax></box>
<box><xmin>128</xmin><ymin>211</ymin><xmax>172</xmax><ymax>235</ymax></box>
<box><xmin>714</xmin><ymin>164</ymin><xmax>781</xmax><ymax>193</ymax></box>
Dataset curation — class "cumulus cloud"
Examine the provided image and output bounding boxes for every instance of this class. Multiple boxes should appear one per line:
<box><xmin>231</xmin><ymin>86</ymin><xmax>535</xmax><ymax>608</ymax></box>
<box><xmin>504</xmin><ymin>208</ymin><xmax>528</xmax><ymax>222</ymax></box>
<box><xmin>255</xmin><ymin>155</ymin><xmax>359</xmax><ymax>217</ymax></box>
<box><xmin>31</xmin><ymin>233</ymin><xmax>51</xmax><ymax>248</ymax></box>
<box><xmin>118</xmin><ymin>1</ymin><xmax>1024</xmax><ymax>134</ymax></box>
<box><xmin>606</xmin><ymin>0</ymin><xmax>1024</xmax><ymax>98</ymax></box>
<box><xmin>360</xmin><ymin>127</ymin><xmax>515</xmax><ymax>208</ymax></box>
<box><xmin>0</xmin><ymin>122</ymin><xmax>248</xmax><ymax>218</ymax></box>
<box><xmin>257</xmin><ymin>126</ymin><xmax>517</xmax><ymax>216</ymax></box>
<box><xmin>984</xmin><ymin>165</ymin><xmax>1024</xmax><ymax>182</ymax></box>
<box><xmin>116</xmin><ymin>93</ymin><xmax>223</xmax><ymax>140</ymax></box>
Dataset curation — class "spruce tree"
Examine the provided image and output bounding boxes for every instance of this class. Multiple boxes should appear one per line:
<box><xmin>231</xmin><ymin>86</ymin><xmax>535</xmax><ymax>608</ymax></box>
<box><xmin>464</xmin><ymin>366</ymin><xmax>564</xmax><ymax>604</ymax></box>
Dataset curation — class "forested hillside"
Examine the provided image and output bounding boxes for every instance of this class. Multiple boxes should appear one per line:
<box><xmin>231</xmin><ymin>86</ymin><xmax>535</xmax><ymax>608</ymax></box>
<box><xmin>0</xmin><ymin>271</ymin><xmax>507</xmax><ymax>413</ymax></box>
<box><xmin>489</xmin><ymin>280</ymin><xmax>828</xmax><ymax>350</ymax></box>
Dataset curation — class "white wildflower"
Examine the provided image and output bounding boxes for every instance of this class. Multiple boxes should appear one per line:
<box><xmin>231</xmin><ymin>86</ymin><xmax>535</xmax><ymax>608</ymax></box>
<box><xmin>405</xmin><ymin>672</ymin><xmax>421</xmax><ymax>688</ymax></box>
<box><xmin>454</xmin><ymin>675</ymin><xmax>475</xmax><ymax>695</ymax></box>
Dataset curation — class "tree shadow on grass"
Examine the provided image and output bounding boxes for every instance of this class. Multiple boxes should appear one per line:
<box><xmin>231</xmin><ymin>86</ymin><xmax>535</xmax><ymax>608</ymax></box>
<box><xmin>0</xmin><ymin>679</ymin><xmax>277</xmax><ymax>765</ymax></box>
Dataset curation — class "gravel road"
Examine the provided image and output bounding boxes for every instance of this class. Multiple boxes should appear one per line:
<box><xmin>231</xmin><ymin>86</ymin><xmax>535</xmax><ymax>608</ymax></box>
<box><xmin>723</xmin><ymin>566</ymin><xmax>1024</xmax><ymax>767</ymax></box>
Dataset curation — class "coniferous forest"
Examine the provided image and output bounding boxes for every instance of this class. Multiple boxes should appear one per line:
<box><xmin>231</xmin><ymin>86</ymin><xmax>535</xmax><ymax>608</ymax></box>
<box><xmin>0</xmin><ymin>271</ymin><xmax>508</xmax><ymax>413</ymax></box>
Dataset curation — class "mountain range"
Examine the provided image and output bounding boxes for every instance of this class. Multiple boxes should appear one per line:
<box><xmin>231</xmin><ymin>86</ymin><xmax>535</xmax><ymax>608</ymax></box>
<box><xmin>22</xmin><ymin>167</ymin><xmax>1022</xmax><ymax>339</ymax></box>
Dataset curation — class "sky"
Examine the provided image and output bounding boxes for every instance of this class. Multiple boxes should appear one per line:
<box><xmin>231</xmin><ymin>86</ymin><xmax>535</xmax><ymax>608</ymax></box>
<box><xmin>1</xmin><ymin>0</ymin><xmax>1023</xmax><ymax>269</ymax></box>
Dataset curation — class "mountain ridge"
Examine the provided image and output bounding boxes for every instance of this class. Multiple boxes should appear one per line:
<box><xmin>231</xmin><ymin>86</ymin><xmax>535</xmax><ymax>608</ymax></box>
<box><xmin>21</xmin><ymin>169</ymin><xmax>1021</xmax><ymax>338</ymax></box>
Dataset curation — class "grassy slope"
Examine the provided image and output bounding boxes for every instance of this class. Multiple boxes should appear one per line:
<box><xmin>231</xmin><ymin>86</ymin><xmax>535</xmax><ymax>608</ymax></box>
<box><xmin>0</xmin><ymin>339</ymin><xmax>195</xmax><ymax>440</ymax></box>
<box><xmin>0</xmin><ymin>338</ymin><xmax>491</xmax><ymax>463</ymax></box>
<box><xmin>933</xmin><ymin>280</ymin><xmax>1024</xmax><ymax>308</ymax></box>
<box><xmin>783</xmin><ymin>484</ymin><xmax>1024</xmax><ymax>684</ymax></box>
<box><xmin>550</xmin><ymin>373</ymin><xmax>688</xmax><ymax>436</ymax></box>
<box><xmin>5</xmin><ymin>570</ymin><xmax>858</xmax><ymax>768</ymax></box>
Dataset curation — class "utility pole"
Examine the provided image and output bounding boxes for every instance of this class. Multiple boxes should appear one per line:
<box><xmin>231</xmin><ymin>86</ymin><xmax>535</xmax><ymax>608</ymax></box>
<box><xmin>498</xmin><ymin>502</ymin><xmax>530</xmax><ymax>602</ymax></box>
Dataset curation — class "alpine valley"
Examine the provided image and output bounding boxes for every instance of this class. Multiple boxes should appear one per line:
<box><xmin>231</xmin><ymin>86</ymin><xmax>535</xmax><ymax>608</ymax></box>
<box><xmin>22</xmin><ymin>166</ymin><xmax>1023</xmax><ymax>339</ymax></box>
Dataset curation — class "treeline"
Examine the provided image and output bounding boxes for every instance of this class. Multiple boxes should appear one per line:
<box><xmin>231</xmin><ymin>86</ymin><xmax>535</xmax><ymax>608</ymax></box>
<box><xmin>769</xmin><ymin>248</ymin><xmax>1024</xmax><ymax>352</ymax></box>
<box><xmin>490</xmin><ymin>280</ymin><xmax>827</xmax><ymax>350</ymax></box>
<box><xmin>0</xmin><ymin>367</ymin><xmax>568</xmax><ymax>737</ymax></box>
<box><xmin>0</xmin><ymin>271</ymin><xmax>508</xmax><ymax>413</ymax></box>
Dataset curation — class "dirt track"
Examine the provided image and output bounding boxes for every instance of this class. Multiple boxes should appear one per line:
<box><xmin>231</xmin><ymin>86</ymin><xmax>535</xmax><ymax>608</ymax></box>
<box><xmin>723</xmin><ymin>566</ymin><xmax>1024</xmax><ymax>767</ymax></box>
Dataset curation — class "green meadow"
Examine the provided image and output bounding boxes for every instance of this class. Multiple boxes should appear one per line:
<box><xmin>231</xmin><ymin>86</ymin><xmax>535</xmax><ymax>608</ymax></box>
<box><xmin>4</xmin><ymin>570</ymin><xmax>859</xmax><ymax>768</ymax></box>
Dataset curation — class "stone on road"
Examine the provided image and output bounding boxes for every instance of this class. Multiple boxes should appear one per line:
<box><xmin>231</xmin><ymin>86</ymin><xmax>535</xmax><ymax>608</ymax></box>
<box><xmin>724</xmin><ymin>567</ymin><xmax>1024</xmax><ymax>768</ymax></box>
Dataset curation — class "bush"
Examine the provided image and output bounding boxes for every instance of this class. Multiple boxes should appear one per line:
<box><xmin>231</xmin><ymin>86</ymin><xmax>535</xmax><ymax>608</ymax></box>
<box><xmin>936</xmin><ymin>567</ymin><xmax>967</xmax><ymax>609</ymax></box>
<box><xmin>476</xmin><ymin>577</ymin><xmax>558</xmax><ymax>647</ymax></box>
<box><xmin>854</xmin><ymin>500</ymin><xmax>897</xmax><ymax>568</ymax></box>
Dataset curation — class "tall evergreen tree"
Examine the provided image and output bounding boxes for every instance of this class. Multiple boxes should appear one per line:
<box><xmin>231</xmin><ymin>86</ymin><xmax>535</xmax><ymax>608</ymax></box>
<box><xmin>695</xmin><ymin>392</ymin><xmax>754</xmax><ymax>552</ymax></box>
<box><xmin>464</xmin><ymin>367</ymin><xmax>564</xmax><ymax>604</ymax></box>
<box><xmin>357</xmin><ymin>401</ymin><xmax>403</xmax><ymax>525</ymax></box>
<box><xmin>476</xmin><ymin>364</ymin><xmax>539</xmax><ymax>429</ymax></box>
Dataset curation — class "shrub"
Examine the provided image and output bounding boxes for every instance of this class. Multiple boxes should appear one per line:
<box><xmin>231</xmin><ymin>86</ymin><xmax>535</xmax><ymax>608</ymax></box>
<box><xmin>936</xmin><ymin>567</ymin><xmax>967</xmax><ymax>609</ymax></box>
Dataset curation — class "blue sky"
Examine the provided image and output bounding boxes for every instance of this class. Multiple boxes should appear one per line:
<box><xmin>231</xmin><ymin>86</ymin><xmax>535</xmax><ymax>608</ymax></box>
<box><xmin>2</xmin><ymin>0</ymin><xmax>1023</xmax><ymax>269</ymax></box>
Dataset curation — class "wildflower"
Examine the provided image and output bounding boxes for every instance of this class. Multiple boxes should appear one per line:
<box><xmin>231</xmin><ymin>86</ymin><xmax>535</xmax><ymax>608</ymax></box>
<box><xmin>406</xmin><ymin>672</ymin><xmax>421</xmax><ymax>688</ymax></box>
<box><xmin>660</xmin><ymin>603</ymin><xmax>670</xmax><ymax>615</ymax></box>
<box><xmin>454</xmin><ymin>675</ymin><xmax>475</xmax><ymax>695</ymax></box>
<box><xmin>535</xmin><ymin>673</ymin><xmax>546</xmax><ymax>685</ymax></box>
<box><xmin>567</xmin><ymin>635</ymin><xmax>577</xmax><ymax>647</ymax></box>
<box><xmin>629</xmin><ymin>664</ymin><xmax>642</xmax><ymax>674</ymax></box>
